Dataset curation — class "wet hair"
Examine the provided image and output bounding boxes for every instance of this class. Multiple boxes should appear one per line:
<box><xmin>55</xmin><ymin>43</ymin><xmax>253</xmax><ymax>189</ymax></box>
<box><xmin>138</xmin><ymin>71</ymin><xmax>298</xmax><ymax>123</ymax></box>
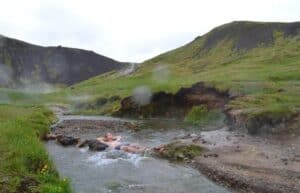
<box><xmin>105</xmin><ymin>132</ymin><xmax>113</xmax><ymax>138</ymax></box>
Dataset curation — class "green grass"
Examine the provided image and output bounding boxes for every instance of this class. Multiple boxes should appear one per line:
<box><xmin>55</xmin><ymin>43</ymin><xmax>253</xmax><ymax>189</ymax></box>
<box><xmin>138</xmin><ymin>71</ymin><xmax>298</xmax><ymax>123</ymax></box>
<box><xmin>185</xmin><ymin>105</ymin><xmax>224</xmax><ymax>126</ymax></box>
<box><xmin>59</xmin><ymin>31</ymin><xmax>300</xmax><ymax>120</ymax></box>
<box><xmin>1</xmin><ymin>28</ymin><xmax>299</xmax><ymax>126</ymax></box>
<box><xmin>0</xmin><ymin>104</ymin><xmax>71</xmax><ymax>193</ymax></box>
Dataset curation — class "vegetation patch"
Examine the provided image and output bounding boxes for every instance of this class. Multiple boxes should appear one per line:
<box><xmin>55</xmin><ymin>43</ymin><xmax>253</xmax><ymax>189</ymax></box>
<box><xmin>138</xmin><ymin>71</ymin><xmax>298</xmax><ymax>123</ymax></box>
<box><xmin>155</xmin><ymin>141</ymin><xmax>204</xmax><ymax>162</ymax></box>
<box><xmin>0</xmin><ymin>104</ymin><xmax>71</xmax><ymax>193</ymax></box>
<box><xmin>185</xmin><ymin>105</ymin><xmax>225</xmax><ymax>126</ymax></box>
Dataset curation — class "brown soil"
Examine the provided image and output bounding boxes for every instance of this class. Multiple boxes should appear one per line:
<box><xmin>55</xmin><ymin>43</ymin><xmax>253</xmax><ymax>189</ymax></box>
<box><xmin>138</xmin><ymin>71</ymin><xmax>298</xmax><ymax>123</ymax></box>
<box><xmin>190</xmin><ymin>129</ymin><xmax>300</xmax><ymax>193</ymax></box>
<box><xmin>116</xmin><ymin>82</ymin><xmax>230</xmax><ymax>118</ymax></box>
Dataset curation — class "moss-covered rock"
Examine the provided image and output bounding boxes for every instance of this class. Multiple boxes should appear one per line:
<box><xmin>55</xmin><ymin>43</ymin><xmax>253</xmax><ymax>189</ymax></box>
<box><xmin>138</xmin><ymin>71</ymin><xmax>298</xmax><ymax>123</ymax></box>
<box><xmin>154</xmin><ymin>141</ymin><xmax>204</xmax><ymax>162</ymax></box>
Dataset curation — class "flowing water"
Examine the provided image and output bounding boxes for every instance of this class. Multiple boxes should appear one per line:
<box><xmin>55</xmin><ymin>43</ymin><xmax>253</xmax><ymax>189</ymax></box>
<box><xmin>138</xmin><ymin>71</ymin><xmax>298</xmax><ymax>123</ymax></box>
<box><xmin>46</xmin><ymin>116</ymin><xmax>233</xmax><ymax>193</ymax></box>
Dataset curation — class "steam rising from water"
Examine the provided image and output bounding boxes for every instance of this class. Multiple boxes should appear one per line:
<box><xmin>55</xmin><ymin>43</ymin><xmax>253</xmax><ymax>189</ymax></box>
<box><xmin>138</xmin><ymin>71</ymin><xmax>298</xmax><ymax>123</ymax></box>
<box><xmin>120</xmin><ymin>63</ymin><xmax>138</xmax><ymax>76</ymax></box>
<box><xmin>68</xmin><ymin>94</ymin><xmax>91</xmax><ymax>103</ymax></box>
<box><xmin>0</xmin><ymin>92</ymin><xmax>11</xmax><ymax>104</ymax></box>
<box><xmin>132</xmin><ymin>86</ymin><xmax>152</xmax><ymax>106</ymax></box>
<box><xmin>0</xmin><ymin>64</ymin><xmax>13</xmax><ymax>86</ymax></box>
<box><xmin>19</xmin><ymin>82</ymin><xmax>59</xmax><ymax>94</ymax></box>
<box><xmin>152</xmin><ymin>65</ymin><xmax>170</xmax><ymax>83</ymax></box>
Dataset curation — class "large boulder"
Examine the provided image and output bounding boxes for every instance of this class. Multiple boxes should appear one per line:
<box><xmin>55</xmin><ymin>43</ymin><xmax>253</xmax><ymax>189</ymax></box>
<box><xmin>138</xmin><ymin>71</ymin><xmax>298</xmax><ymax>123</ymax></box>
<box><xmin>56</xmin><ymin>135</ymin><xmax>80</xmax><ymax>146</ymax></box>
<box><xmin>87</xmin><ymin>140</ymin><xmax>108</xmax><ymax>151</ymax></box>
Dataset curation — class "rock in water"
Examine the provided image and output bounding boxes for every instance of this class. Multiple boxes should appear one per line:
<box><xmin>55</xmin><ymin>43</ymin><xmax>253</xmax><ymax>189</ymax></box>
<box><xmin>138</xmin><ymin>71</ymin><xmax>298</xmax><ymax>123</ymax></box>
<box><xmin>154</xmin><ymin>141</ymin><xmax>204</xmax><ymax>161</ymax></box>
<box><xmin>87</xmin><ymin>140</ymin><xmax>108</xmax><ymax>151</ymax></box>
<box><xmin>56</xmin><ymin>135</ymin><xmax>80</xmax><ymax>146</ymax></box>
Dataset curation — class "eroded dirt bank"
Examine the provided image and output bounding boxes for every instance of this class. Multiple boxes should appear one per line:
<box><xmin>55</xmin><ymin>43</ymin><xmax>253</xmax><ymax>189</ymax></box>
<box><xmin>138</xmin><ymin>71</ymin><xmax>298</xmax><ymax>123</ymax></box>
<box><xmin>115</xmin><ymin>82</ymin><xmax>230</xmax><ymax>118</ymax></box>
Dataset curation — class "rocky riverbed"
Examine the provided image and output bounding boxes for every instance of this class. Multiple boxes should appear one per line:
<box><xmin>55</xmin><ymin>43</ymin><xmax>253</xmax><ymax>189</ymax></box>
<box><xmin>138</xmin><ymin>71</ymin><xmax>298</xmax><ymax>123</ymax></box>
<box><xmin>46</xmin><ymin>115</ymin><xmax>234</xmax><ymax>193</ymax></box>
<box><xmin>46</xmin><ymin>109</ymin><xmax>300</xmax><ymax>193</ymax></box>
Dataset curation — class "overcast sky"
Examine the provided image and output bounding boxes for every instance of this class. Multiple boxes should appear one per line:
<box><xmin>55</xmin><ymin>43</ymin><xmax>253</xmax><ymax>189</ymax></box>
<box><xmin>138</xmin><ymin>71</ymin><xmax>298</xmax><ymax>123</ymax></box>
<box><xmin>0</xmin><ymin>0</ymin><xmax>299</xmax><ymax>62</ymax></box>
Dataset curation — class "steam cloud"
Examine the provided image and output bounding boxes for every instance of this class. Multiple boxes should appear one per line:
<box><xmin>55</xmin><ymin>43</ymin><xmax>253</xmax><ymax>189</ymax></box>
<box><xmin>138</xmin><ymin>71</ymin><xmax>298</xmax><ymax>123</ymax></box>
<box><xmin>152</xmin><ymin>65</ymin><xmax>170</xmax><ymax>83</ymax></box>
<box><xmin>0</xmin><ymin>64</ymin><xmax>13</xmax><ymax>86</ymax></box>
<box><xmin>132</xmin><ymin>86</ymin><xmax>152</xmax><ymax>106</ymax></box>
<box><xmin>119</xmin><ymin>63</ymin><xmax>139</xmax><ymax>76</ymax></box>
<box><xmin>19</xmin><ymin>82</ymin><xmax>59</xmax><ymax>94</ymax></box>
<box><xmin>0</xmin><ymin>92</ymin><xmax>11</xmax><ymax>104</ymax></box>
<box><xmin>68</xmin><ymin>94</ymin><xmax>91</xmax><ymax>103</ymax></box>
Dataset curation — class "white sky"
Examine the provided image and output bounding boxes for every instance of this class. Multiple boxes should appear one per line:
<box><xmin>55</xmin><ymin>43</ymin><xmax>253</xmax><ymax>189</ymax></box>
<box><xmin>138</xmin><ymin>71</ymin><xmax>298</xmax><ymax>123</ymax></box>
<box><xmin>0</xmin><ymin>0</ymin><xmax>299</xmax><ymax>62</ymax></box>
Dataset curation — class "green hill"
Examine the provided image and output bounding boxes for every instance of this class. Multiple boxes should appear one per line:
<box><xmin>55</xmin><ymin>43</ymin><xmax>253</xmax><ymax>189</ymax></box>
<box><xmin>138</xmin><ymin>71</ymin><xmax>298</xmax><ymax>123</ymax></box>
<box><xmin>3</xmin><ymin>21</ymin><xmax>298</xmax><ymax>133</ymax></box>
<box><xmin>59</xmin><ymin>21</ymin><xmax>300</xmax><ymax>133</ymax></box>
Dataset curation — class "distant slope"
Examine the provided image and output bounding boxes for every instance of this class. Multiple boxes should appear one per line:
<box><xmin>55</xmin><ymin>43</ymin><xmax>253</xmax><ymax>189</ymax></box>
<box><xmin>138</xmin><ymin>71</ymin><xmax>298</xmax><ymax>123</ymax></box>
<box><xmin>65</xmin><ymin>21</ymin><xmax>300</xmax><ymax>123</ymax></box>
<box><xmin>201</xmin><ymin>21</ymin><xmax>300</xmax><ymax>50</ymax></box>
<box><xmin>145</xmin><ymin>21</ymin><xmax>300</xmax><ymax>65</ymax></box>
<box><xmin>0</xmin><ymin>35</ymin><xmax>126</xmax><ymax>87</ymax></box>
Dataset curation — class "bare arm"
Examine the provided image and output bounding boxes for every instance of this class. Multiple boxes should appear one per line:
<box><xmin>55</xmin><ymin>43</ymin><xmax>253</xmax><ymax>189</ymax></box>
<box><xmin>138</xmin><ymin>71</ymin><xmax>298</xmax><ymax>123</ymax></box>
<box><xmin>96</xmin><ymin>137</ymin><xmax>105</xmax><ymax>143</ymax></box>
<box><xmin>114</xmin><ymin>136</ymin><xmax>122</xmax><ymax>142</ymax></box>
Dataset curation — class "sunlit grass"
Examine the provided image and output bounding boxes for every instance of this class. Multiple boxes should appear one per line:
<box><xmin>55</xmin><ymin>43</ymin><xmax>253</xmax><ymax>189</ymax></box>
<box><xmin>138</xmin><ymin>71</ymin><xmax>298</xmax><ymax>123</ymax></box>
<box><xmin>0</xmin><ymin>105</ymin><xmax>71</xmax><ymax>193</ymax></box>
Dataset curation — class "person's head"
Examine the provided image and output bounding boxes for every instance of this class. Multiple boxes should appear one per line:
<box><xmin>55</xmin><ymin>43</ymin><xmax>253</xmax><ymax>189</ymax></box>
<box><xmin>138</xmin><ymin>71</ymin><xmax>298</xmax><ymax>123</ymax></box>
<box><xmin>104</xmin><ymin>132</ymin><xmax>114</xmax><ymax>141</ymax></box>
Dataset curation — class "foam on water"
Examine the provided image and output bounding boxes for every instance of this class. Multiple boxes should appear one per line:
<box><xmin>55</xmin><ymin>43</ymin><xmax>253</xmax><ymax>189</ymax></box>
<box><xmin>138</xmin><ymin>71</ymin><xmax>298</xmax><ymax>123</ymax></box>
<box><xmin>86</xmin><ymin>150</ymin><xmax>146</xmax><ymax>167</ymax></box>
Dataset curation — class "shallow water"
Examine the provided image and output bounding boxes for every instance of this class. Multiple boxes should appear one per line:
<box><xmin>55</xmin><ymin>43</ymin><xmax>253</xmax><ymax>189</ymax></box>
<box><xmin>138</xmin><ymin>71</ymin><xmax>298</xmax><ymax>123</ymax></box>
<box><xmin>46</xmin><ymin>116</ymin><xmax>233</xmax><ymax>193</ymax></box>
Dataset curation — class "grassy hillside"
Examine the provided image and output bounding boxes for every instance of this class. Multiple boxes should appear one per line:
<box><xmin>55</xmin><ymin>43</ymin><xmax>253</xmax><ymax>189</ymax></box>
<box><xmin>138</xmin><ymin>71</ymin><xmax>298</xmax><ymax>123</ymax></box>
<box><xmin>62</xmin><ymin>21</ymin><xmax>300</xmax><ymax>119</ymax></box>
<box><xmin>1</xmin><ymin>21</ymin><xmax>299</xmax><ymax>124</ymax></box>
<box><xmin>0</xmin><ymin>105</ymin><xmax>71</xmax><ymax>193</ymax></box>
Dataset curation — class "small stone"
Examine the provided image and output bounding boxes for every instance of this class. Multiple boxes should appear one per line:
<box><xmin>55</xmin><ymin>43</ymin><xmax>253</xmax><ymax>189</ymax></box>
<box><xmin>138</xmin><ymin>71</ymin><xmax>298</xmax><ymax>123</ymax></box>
<box><xmin>212</xmin><ymin>154</ymin><xmax>218</xmax><ymax>158</ymax></box>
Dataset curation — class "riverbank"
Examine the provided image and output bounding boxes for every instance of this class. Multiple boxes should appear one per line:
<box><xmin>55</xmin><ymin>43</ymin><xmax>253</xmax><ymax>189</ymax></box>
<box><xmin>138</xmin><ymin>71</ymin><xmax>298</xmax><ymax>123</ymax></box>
<box><xmin>188</xmin><ymin>129</ymin><xmax>300</xmax><ymax>193</ymax></box>
<box><xmin>0</xmin><ymin>104</ymin><xmax>71</xmax><ymax>193</ymax></box>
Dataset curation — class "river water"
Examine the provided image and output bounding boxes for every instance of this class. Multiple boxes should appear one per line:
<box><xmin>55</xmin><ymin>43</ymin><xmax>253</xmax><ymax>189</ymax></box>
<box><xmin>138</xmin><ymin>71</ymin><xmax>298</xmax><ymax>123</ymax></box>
<box><xmin>45</xmin><ymin>116</ymin><xmax>233</xmax><ymax>193</ymax></box>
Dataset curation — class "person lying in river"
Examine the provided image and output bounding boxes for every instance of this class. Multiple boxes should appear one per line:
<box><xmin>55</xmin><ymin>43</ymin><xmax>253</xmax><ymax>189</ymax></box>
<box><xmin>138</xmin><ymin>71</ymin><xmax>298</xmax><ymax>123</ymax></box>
<box><xmin>115</xmin><ymin>143</ymin><xmax>147</xmax><ymax>154</ymax></box>
<box><xmin>96</xmin><ymin>132</ymin><xmax>122</xmax><ymax>149</ymax></box>
<box><xmin>97</xmin><ymin>132</ymin><xmax>146</xmax><ymax>154</ymax></box>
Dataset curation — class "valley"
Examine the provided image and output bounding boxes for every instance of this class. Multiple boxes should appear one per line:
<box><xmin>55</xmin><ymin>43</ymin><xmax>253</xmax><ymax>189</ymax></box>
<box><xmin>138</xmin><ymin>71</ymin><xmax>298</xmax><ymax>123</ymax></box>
<box><xmin>0</xmin><ymin>21</ymin><xmax>300</xmax><ymax>193</ymax></box>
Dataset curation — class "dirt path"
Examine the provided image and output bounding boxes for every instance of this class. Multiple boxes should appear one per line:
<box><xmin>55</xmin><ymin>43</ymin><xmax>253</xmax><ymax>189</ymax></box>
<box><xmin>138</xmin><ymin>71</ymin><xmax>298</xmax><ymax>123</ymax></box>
<box><xmin>191</xmin><ymin>129</ymin><xmax>300</xmax><ymax>193</ymax></box>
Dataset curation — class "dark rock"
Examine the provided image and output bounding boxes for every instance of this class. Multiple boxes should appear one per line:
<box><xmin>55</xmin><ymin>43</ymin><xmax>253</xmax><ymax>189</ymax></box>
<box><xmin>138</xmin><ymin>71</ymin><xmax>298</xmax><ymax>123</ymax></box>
<box><xmin>76</xmin><ymin>139</ymin><xmax>89</xmax><ymax>148</ymax></box>
<box><xmin>203</xmin><ymin>153</ymin><xmax>218</xmax><ymax>158</ymax></box>
<box><xmin>202</xmin><ymin>140</ymin><xmax>207</xmax><ymax>144</ymax></box>
<box><xmin>56</xmin><ymin>135</ymin><xmax>80</xmax><ymax>146</ymax></box>
<box><xmin>96</xmin><ymin>97</ymin><xmax>108</xmax><ymax>106</ymax></box>
<box><xmin>43</xmin><ymin>133</ymin><xmax>58</xmax><ymax>141</ymax></box>
<box><xmin>87</xmin><ymin>140</ymin><xmax>108</xmax><ymax>151</ymax></box>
